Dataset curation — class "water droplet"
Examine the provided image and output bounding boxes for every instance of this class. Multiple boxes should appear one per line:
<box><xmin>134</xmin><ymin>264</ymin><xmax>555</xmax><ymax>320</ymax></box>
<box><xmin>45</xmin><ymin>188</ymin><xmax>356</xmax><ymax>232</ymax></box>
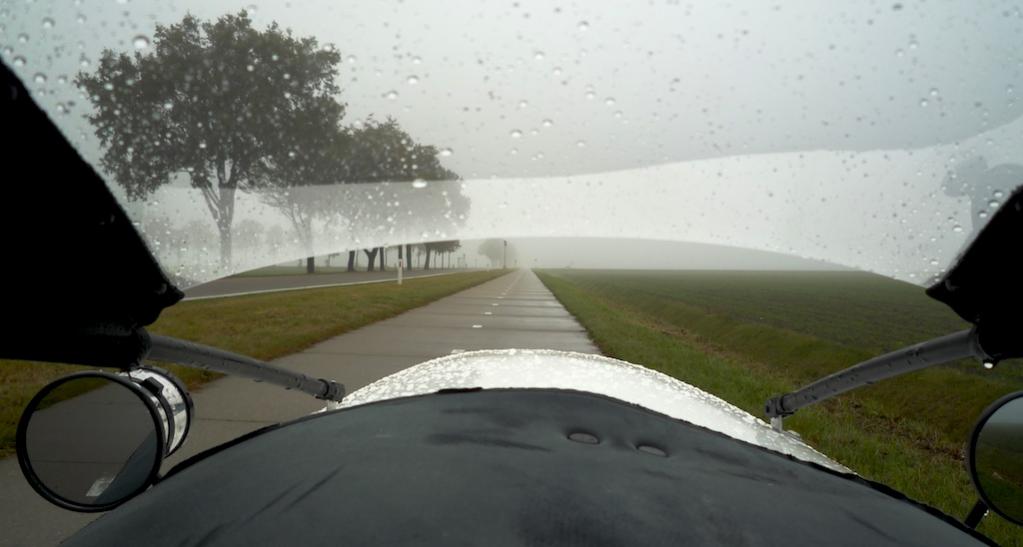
<box><xmin>988</xmin><ymin>200</ymin><xmax>1000</xmax><ymax>208</ymax></box>
<box><xmin>412</xmin><ymin>180</ymin><xmax>427</xmax><ymax>189</ymax></box>
<box><xmin>614</xmin><ymin>110</ymin><xmax>623</xmax><ymax>118</ymax></box>
<box><xmin>133</xmin><ymin>35</ymin><xmax>150</xmax><ymax>49</ymax></box>
<box><xmin>952</xmin><ymin>224</ymin><xmax>963</xmax><ymax>233</ymax></box>
<box><xmin>576</xmin><ymin>140</ymin><xmax>586</xmax><ymax>148</ymax></box>
<box><xmin>346</xmin><ymin>55</ymin><xmax>357</xmax><ymax>64</ymax></box>
<box><xmin>199</xmin><ymin>141</ymin><xmax>207</xmax><ymax>149</ymax></box>
<box><xmin>552</xmin><ymin>66</ymin><xmax>562</xmax><ymax>76</ymax></box>
<box><xmin>471</xmin><ymin>324</ymin><xmax>483</xmax><ymax>329</ymax></box>
<box><xmin>510</xmin><ymin>129</ymin><xmax>522</xmax><ymax>138</ymax></box>
<box><xmin>439</xmin><ymin>148</ymin><xmax>453</xmax><ymax>157</ymax></box>
<box><xmin>406</xmin><ymin>75</ymin><xmax>419</xmax><ymax>85</ymax></box>
<box><xmin>33</xmin><ymin>72</ymin><xmax>46</xmax><ymax>84</ymax></box>
<box><xmin>919</xmin><ymin>98</ymin><xmax>928</xmax><ymax>107</ymax></box>
<box><xmin>246</xmin><ymin>4</ymin><xmax>258</xmax><ymax>14</ymax></box>
<box><xmin>929</xmin><ymin>87</ymin><xmax>939</xmax><ymax>97</ymax></box>
<box><xmin>12</xmin><ymin>55</ymin><xmax>25</xmax><ymax>67</ymax></box>
<box><xmin>384</xmin><ymin>90</ymin><xmax>398</xmax><ymax>100</ymax></box>
<box><xmin>533</xmin><ymin>51</ymin><xmax>545</xmax><ymax>61</ymax></box>
<box><xmin>76</xmin><ymin>13</ymin><xmax>86</xmax><ymax>24</ymax></box>
<box><xmin>978</xmin><ymin>210</ymin><xmax>989</xmax><ymax>219</ymax></box>
<box><xmin>518</xmin><ymin>100</ymin><xmax>528</xmax><ymax>109</ymax></box>
<box><xmin>604</xmin><ymin>97</ymin><xmax>616</xmax><ymax>106</ymax></box>
<box><xmin>577</xmin><ymin>21</ymin><xmax>589</xmax><ymax>31</ymax></box>
<box><xmin>162</xmin><ymin>101</ymin><xmax>173</xmax><ymax>110</ymax></box>
<box><xmin>993</xmin><ymin>190</ymin><xmax>1004</xmax><ymax>199</ymax></box>
<box><xmin>412</xmin><ymin>56</ymin><xmax>422</xmax><ymax>64</ymax></box>
<box><xmin>585</xmin><ymin>90</ymin><xmax>595</xmax><ymax>100</ymax></box>
<box><xmin>541</xmin><ymin>118</ymin><xmax>553</xmax><ymax>127</ymax></box>
<box><xmin>983</xmin><ymin>361</ymin><xmax>996</xmax><ymax>370</ymax></box>
<box><xmin>41</xmin><ymin>18</ymin><xmax>54</xmax><ymax>29</ymax></box>
<box><xmin>908</xmin><ymin>39</ymin><xmax>918</xmax><ymax>50</ymax></box>
<box><xmin>17</xmin><ymin>33</ymin><xmax>28</xmax><ymax>43</ymax></box>
<box><xmin>246</xmin><ymin>64</ymin><xmax>255</xmax><ymax>72</ymax></box>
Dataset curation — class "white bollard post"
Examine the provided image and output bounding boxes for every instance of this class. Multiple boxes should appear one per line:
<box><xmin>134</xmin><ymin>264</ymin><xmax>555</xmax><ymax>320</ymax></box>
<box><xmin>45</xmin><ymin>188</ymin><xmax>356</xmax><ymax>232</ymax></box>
<box><xmin>397</xmin><ymin>258</ymin><xmax>404</xmax><ymax>285</ymax></box>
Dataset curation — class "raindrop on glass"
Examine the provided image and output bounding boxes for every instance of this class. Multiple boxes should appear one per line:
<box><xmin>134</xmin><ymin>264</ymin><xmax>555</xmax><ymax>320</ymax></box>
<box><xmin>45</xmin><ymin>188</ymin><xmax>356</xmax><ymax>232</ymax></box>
<box><xmin>17</xmin><ymin>33</ymin><xmax>27</xmax><ymax>43</ymax></box>
<box><xmin>406</xmin><ymin>75</ymin><xmax>419</xmax><ymax>85</ymax></box>
<box><xmin>439</xmin><ymin>148</ymin><xmax>453</xmax><ymax>157</ymax></box>
<box><xmin>13</xmin><ymin>55</ymin><xmax>25</xmax><ymax>67</ymax></box>
<box><xmin>576</xmin><ymin>140</ymin><xmax>586</xmax><ymax>148</ymax></box>
<box><xmin>133</xmin><ymin>35</ymin><xmax>150</xmax><ymax>49</ymax></box>
<box><xmin>533</xmin><ymin>51</ymin><xmax>545</xmax><ymax>61</ymax></box>
<box><xmin>41</xmin><ymin>18</ymin><xmax>54</xmax><ymax>29</ymax></box>
<box><xmin>412</xmin><ymin>180</ymin><xmax>427</xmax><ymax>189</ymax></box>
<box><xmin>412</xmin><ymin>56</ymin><xmax>422</xmax><ymax>64</ymax></box>
<box><xmin>76</xmin><ymin>13</ymin><xmax>86</xmax><ymax>24</ymax></box>
<box><xmin>346</xmin><ymin>55</ymin><xmax>357</xmax><ymax>64</ymax></box>
<box><xmin>604</xmin><ymin>97</ymin><xmax>615</xmax><ymax>106</ymax></box>
<box><xmin>384</xmin><ymin>90</ymin><xmax>398</xmax><ymax>100</ymax></box>
<box><xmin>577</xmin><ymin>21</ymin><xmax>589</xmax><ymax>31</ymax></box>
<box><xmin>510</xmin><ymin>129</ymin><xmax>522</xmax><ymax>138</ymax></box>
<box><xmin>952</xmin><ymin>224</ymin><xmax>963</xmax><ymax>233</ymax></box>
<box><xmin>33</xmin><ymin>72</ymin><xmax>46</xmax><ymax>84</ymax></box>
<box><xmin>988</xmin><ymin>200</ymin><xmax>1000</xmax><ymax>208</ymax></box>
<box><xmin>919</xmin><ymin>98</ymin><xmax>928</xmax><ymax>107</ymax></box>
<box><xmin>929</xmin><ymin>88</ymin><xmax>938</xmax><ymax>97</ymax></box>
<box><xmin>541</xmin><ymin>118</ymin><xmax>553</xmax><ymax>127</ymax></box>
<box><xmin>993</xmin><ymin>190</ymin><xmax>1004</xmax><ymax>199</ymax></box>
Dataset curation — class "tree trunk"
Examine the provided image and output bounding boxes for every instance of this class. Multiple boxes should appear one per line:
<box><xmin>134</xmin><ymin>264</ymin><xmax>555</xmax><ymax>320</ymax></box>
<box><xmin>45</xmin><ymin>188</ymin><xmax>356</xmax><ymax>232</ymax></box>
<box><xmin>347</xmin><ymin>250</ymin><xmax>356</xmax><ymax>272</ymax></box>
<box><xmin>364</xmin><ymin>248</ymin><xmax>378</xmax><ymax>271</ymax></box>
<box><xmin>424</xmin><ymin>248</ymin><xmax>432</xmax><ymax>270</ymax></box>
<box><xmin>379</xmin><ymin>246</ymin><xmax>386</xmax><ymax>271</ymax></box>
<box><xmin>405</xmin><ymin>244</ymin><xmax>413</xmax><ymax>269</ymax></box>
<box><xmin>306</xmin><ymin>256</ymin><xmax>315</xmax><ymax>274</ymax></box>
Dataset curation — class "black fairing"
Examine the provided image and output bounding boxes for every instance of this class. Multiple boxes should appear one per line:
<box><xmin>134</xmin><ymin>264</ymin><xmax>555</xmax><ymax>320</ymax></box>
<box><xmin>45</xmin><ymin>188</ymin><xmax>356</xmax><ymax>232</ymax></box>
<box><xmin>0</xmin><ymin>61</ymin><xmax>180</xmax><ymax>367</ymax></box>
<box><xmin>68</xmin><ymin>389</ymin><xmax>990</xmax><ymax>546</ymax></box>
<box><xmin>927</xmin><ymin>184</ymin><xmax>1023</xmax><ymax>361</ymax></box>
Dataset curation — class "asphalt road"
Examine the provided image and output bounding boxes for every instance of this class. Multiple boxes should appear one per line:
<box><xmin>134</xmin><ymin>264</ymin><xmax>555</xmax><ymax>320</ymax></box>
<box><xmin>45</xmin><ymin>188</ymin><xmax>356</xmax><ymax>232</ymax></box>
<box><xmin>183</xmin><ymin>268</ymin><xmax>471</xmax><ymax>299</ymax></box>
<box><xmin>0</xmin><ymin>270</ymin><xmax>599</xmax><ymax>546</ymax></box>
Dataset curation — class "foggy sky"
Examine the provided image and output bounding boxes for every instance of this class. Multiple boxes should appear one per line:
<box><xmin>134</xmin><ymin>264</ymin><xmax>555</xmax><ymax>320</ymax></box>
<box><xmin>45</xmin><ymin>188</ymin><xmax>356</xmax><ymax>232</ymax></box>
<box><xmin>2</xmin><ymin>1</ymin><xmax>1021</xmax><ymax>286</ymax></box>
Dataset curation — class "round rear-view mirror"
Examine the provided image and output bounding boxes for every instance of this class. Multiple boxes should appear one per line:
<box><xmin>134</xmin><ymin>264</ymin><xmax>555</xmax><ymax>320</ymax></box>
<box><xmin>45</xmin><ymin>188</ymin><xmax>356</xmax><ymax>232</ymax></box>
<box><xmin>968</xmin><ymin>391</ymin><xmax>1023</xmax><ymax>526</ymax></box>
<box><xmin>16</xmin><ymin>371</ymin><xmax>169</xmax><ymax>512</ymax></box>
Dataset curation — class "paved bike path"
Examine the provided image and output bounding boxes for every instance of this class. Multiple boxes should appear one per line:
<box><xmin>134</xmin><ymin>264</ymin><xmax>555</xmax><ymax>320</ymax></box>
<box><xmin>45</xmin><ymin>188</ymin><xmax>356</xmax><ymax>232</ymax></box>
<box><xmin>1</xmin><ymin>270</ymin><xmax>598</xmax><ymax>546</ymax></box>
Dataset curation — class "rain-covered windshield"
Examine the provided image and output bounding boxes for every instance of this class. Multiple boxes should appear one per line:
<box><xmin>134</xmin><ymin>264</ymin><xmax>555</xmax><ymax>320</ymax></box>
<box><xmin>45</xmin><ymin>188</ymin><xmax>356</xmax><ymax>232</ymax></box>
<box><xmin>3</xmin><ymin>1</ymin><xmax>1020</xmax><ymax>287</ymax></box>
<box><xmin>8</xmin><ymin>3</ymin><xmax>1023</xmax><ymax>546</ymax></box>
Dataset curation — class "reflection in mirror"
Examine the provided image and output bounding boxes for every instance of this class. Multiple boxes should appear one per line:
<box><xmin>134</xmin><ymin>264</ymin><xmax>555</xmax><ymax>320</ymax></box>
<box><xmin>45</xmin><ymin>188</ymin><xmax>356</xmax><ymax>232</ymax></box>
<box><xmin>973</xmin><ymin>395</ymin><xmax>1023</xmax><ymax>525</ymax></box>
<box><xmin>19</xmin><ymin>375</ymin><xmax>162</xmax><ymax>510</ymax></box>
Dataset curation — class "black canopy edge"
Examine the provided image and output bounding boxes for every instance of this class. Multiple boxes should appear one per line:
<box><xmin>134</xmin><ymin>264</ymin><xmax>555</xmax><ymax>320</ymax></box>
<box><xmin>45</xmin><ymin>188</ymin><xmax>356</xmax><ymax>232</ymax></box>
<box><xmin>927</xmin><ymin>183</ymin><xmax>1023</xmax><ymax>361</ymax></box>
<box><xmin>0</xmin><ymin>61</ymin><xmax>181</xmax><ymax>368</ymax></box>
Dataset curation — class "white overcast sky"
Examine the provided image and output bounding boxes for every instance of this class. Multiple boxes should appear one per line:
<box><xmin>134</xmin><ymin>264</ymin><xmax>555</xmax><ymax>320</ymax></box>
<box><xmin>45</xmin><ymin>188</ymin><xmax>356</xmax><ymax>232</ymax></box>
<box><xmin>3</xmin><ymin>1</ymin><xmax>1023</xmax><ymax>284</ymax></box>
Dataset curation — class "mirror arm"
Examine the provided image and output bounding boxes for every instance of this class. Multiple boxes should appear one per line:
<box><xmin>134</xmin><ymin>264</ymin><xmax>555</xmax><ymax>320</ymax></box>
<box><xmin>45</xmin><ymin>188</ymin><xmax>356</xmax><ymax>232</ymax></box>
<box><xmin>142</xmin><ymin>331</ymin><xmax>346</xmax><ymax>402</ymax></box>
<box><xmin>964</xmin><ymin>499</ymin><xmax>988</xmax><ymax>529</ymax></box>
<box><xmin>765</xmin><ymin>328</ymin><xmax>991</xmax><ymax>427</ymax></box>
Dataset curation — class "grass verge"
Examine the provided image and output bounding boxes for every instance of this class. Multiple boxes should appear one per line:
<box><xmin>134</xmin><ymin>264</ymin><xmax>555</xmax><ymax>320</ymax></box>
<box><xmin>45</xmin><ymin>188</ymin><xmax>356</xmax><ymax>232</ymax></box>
<box><xmin>0</xmin><ymin>270</ymin><xmax>507</xmax><ymax>458</ymax></box>
<box><xmin>536</xmin><ymin>269</ymin><xmax>1021</xmax><ymax>545</ymax></box>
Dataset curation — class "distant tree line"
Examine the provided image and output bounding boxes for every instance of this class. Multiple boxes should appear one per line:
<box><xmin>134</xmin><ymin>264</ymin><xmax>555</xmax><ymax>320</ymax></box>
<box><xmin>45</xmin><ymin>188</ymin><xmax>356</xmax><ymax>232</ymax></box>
<box><xmin>78</xmin><ymin>11</ymin><xmax>467</xmax><ymax>274</ymax></box>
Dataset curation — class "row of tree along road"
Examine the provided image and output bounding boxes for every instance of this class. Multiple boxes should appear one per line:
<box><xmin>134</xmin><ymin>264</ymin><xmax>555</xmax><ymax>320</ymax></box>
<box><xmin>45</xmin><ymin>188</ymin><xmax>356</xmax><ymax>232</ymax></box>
<box><xmin>77</xmin><ymin>10</ymin><xmax>470</xmax><ymax>274</ymax></box>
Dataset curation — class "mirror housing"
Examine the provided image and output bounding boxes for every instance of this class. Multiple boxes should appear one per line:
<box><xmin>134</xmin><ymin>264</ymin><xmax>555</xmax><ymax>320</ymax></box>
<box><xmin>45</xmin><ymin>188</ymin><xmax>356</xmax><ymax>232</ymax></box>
<box><xmin>15</xmin><ymin>367</ymin><xmax>191</xmax><ymax>512</ymax></box>
<box><xmin>967</xmin><ymin>391</ymin><xmax>1023</xmax><ymax>526</ymax></box>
